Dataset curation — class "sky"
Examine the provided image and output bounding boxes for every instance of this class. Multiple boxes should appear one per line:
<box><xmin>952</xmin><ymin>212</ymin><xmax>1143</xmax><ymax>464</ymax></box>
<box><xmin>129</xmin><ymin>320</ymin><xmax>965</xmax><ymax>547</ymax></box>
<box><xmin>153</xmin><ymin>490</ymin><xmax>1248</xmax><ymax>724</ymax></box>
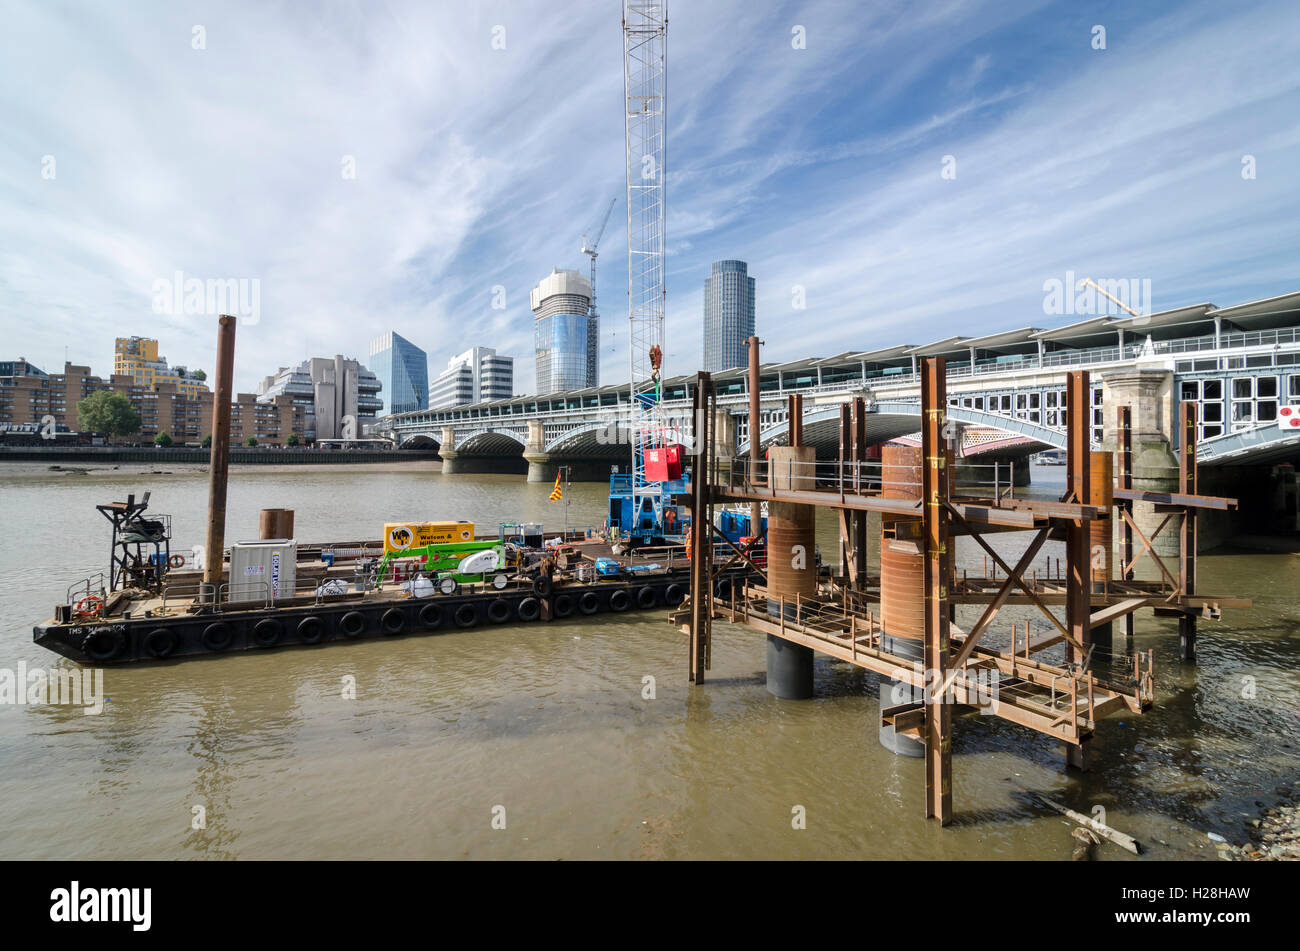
<box><xmin>2</xmin><ymin>0</ymin><xmax>1298</xmax><ymax>397</ymax></box>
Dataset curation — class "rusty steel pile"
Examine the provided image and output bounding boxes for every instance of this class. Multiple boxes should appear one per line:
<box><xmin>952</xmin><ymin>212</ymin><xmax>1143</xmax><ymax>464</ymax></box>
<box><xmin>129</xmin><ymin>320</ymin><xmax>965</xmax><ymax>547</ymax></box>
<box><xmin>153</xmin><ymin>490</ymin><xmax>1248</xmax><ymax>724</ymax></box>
<box><xmin>672</xmin><ymin>345</ymin><xmax>1250</xmax><ymax>826</ymax></box>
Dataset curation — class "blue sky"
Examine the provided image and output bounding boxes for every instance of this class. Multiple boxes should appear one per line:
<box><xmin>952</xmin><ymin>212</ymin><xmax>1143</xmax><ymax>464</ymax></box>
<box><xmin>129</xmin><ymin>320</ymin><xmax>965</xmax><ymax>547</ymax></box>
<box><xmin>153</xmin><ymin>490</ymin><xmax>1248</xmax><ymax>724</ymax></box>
<box><xmin>2</xmin><ymin>0</ymin><xmax>1298</xmax><ymax>395</ymax></box>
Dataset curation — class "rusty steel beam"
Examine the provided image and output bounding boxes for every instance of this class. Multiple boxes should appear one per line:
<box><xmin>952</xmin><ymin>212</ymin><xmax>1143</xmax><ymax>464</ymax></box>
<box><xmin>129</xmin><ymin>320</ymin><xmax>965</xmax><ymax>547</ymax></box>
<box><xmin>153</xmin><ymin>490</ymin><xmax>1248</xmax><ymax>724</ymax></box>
<box><xmin>838</xmin><ymin>402</ymin><xmax>853</xmax><ymax>578</ymax></box>
<box><xmin>713</xmin><ymin>483</ymin><xmax>1051</xmax><ymax>529</ymax></box>
<box><xmin>945</xmin><ymin>527</ymin><xmax>1052</xmax><ymax>674</ymax></box>
<box><xmin>1119</xmin><ymin>508</ymin><xmax>1181</xmax><ymax>593</ymax></box>
<box><xmin>689</xmin><ymin>372</ymin><xmax>713</xmax><ymax>683</ymax></box>
<box><xmin>747</xmin><ymin>335</ymin><xmax>763</xmax><ymax>532</ymax></box>
<box><xmin>948</xmin><ymin>510</ymin><xmax>1080</xmax><ymax>649</ymax></box>
<box><xmin>1117</xmin><ymin>405</ymin><xmax>1135</xmax><ymax>645</ymax></box>
<box><xmin>1179</xmin><ymin>401</ymin><xmax>1198</xmax><ymax>662</ymax></box>
<box><xmin>1064</xmin><ymin>371</ymin><xmax>1092</xmax><ymax>672</ymax></box>
<box><xmin>787</xmin><ymin>392</ymin><xmax>804</xmax><ymax>447</ymax></box>
<box><xmin>203</xmin><ymin>314</ymin><xmax>237</xmax><ymax>598</ymax></box>
<box><xmin>971</xmin><ymin>497</ymin><xmax>1103</xmax><ymax>520</ymax></box>
<box><xmin>852</xmin><ymin>397</ymin><xmax>868</xmax><ymax>583</ymax></box>
<box><xmin>711</xmin><ymin>523</ymin><xmax>768</xmax><ymax>580</ymax></box>
<box><xmin>921</xmin><ymin>357</ymin><xmax>952</xmax><ymax>825</ymax></box>
<box><xmin>1113</xmin><ymin>488</ymin><xmax>1235</xmax><ymax>510</ymax></box>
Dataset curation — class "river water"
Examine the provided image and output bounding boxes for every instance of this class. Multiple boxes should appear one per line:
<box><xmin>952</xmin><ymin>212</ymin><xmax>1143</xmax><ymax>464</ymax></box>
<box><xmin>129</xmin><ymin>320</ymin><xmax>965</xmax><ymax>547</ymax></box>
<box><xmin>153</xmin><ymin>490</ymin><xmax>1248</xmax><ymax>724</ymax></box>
<box><xmin>0</xmin><ymin>461</ymin><xmax>1295</xmax><ymax>860</ymax></box>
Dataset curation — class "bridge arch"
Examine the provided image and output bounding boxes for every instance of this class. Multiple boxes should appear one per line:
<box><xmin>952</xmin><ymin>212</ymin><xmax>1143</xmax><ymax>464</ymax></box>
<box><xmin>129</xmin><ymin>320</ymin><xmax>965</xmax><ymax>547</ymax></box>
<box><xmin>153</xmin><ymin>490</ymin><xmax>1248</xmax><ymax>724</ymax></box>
<box><xmin>455</xmin><ymin>428</ymin><xmax>528</xmax><ymax>456</ymax></box>
<box><xmin>544</xmin><ymin>420</ymin><xmax>638</xmax><ymax>457</ymax></box>
<box><xmin>398</xmin><ymin>432</ymin><xmax>441</xmax><ymax>450</ymax></box>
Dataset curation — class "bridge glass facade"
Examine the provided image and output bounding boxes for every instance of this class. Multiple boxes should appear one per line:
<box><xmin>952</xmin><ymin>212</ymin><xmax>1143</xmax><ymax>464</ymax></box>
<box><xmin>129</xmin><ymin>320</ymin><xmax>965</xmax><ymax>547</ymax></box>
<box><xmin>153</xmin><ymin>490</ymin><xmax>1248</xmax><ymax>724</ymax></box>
<box><xmin>385</xmin><ymin>288</ymin><xmax>1300</xmax><ymax>465</ymax></box>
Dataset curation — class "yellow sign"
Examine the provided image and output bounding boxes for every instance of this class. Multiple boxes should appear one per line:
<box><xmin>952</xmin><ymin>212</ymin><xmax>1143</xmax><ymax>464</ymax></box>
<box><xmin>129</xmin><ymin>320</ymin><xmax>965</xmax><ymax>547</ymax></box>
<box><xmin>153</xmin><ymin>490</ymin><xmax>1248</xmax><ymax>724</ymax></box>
<box><xmin>383</xmin><ymin>521</ymin><xmax>474</xmax><ymax>554</ymax></box>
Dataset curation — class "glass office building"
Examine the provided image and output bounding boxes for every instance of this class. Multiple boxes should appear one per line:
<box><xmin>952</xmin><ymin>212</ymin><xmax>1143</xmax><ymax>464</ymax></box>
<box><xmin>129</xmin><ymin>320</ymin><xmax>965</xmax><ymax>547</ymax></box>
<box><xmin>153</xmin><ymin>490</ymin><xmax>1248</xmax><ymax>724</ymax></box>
<box><xmin>368</xmin><ymin>331</ymin><xmax>428</xmax><ymax>416</ymax></box>
<box><xmin>531</xmin><ymin>269</ymin><xmax>598</xmax><ymax>395</ymax></box>
<box><xmin>702</xmin><ymin>259</ymin><xmax>756</xmax><ymax>372</ymax></box>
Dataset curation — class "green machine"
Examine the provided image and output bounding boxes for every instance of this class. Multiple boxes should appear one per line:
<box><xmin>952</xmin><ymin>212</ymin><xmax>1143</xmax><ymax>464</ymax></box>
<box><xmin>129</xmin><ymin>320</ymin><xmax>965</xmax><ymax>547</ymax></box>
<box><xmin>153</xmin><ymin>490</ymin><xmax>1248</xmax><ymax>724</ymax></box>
<box><xmin>375</xmin><ymin>539</ymin><xmax>509</xmax><ymax>590</ymax></box>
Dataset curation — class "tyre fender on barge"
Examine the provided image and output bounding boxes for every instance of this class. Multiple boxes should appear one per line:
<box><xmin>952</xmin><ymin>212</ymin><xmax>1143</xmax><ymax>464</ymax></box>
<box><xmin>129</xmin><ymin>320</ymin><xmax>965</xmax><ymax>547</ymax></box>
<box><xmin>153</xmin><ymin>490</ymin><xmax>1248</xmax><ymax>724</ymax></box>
<box><xmin>32</xmin><ymin>569</ymin><xmax>747</xmax><ymax>666</ymax></box>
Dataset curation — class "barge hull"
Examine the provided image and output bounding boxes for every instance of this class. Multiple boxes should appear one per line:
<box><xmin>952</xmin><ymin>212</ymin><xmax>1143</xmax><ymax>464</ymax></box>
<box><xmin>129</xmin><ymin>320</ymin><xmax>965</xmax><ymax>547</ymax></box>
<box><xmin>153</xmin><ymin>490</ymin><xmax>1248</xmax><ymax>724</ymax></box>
<box><xmin>33</xmin><ymin>573</ymin><xmax>712</xmax><ymax>666</ymax></box>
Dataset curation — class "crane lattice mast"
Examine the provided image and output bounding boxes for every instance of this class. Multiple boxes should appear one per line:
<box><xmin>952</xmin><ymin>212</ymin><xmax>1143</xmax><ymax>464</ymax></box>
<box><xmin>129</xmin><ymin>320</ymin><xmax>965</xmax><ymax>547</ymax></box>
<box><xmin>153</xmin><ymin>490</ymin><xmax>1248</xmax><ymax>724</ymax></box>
<box><xmin>623</xmin><ymin>0</ymin><xmax>667</xmax><ymax>529</ymax></box>
<box><xmin>582</xmin><ymin>196</ymin><xmax>618</xmax><ymax>321</ymax></box>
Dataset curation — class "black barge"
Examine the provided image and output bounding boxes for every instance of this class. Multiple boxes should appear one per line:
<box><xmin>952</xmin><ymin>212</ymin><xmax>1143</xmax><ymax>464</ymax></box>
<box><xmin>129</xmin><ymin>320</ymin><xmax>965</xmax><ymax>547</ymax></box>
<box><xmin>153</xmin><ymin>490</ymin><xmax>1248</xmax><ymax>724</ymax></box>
<box><xmin>35</xmin><ymin>492</ymin><xmax>753</xmax><ymax>666</ymax></box>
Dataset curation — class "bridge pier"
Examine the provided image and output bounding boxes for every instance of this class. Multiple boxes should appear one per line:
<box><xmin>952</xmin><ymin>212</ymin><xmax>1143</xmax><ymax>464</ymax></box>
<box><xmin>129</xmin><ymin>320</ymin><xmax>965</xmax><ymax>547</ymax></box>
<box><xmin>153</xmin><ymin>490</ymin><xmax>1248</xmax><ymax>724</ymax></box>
<box><xmin>1102</xmin><ymin>368</ymin><xmax>1180</xmax><ymax>558</ymax></box>
<box><xmin>524</xmin><ymin>452</ymin><xmax>555</xmax><ymax>483</ymax></box>
<box><xmin>523</xmin><ymin>455</ymin><xmax>618</xmax><ymax>482</ymax></box>
<box><xmin>522</xmin><ymin>421</ymin><xmax>549</xmax><ymax>482</ymax></box>
<box><xmin>712</xmin><ymin>409</ymin><xmax>737</xmax><ymax>481</ymax></box>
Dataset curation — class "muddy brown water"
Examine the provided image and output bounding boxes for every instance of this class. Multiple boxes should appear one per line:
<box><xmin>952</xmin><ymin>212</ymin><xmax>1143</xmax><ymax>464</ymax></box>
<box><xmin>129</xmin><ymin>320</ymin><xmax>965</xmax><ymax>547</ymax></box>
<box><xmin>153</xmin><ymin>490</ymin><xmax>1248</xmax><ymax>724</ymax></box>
<box><xmin>0</xmin><ymin>462</ymin><xmax>1295</xmax><ymax>859</ymax></box>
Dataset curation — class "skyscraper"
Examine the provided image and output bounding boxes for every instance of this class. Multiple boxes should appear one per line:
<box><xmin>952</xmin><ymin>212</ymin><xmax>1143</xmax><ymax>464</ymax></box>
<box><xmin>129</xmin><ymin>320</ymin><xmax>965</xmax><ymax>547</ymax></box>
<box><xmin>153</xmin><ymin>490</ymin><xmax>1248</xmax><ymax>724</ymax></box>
<box><xmin>257</xmin><ymin>355</ymin><xmax>383</xmax><ymax>440</ymax></box>
<box><xmin>428</xmin><ymin>346</ymin><xmax>515</xmax><ymax>408</ymax></box>
<box><xmin>531</xmin><ymin>269</ymin><xmax>598</xmax><ymax>395</ymax></box>
<box><xmin>368</xmin><ymin>331</ymin><xmax>428</xmax><ymax>416</ymax></box>
<box><xmin>702</xmin><ymin>260</ymin><xmax>756</xmax><ymax>372</ymax></box>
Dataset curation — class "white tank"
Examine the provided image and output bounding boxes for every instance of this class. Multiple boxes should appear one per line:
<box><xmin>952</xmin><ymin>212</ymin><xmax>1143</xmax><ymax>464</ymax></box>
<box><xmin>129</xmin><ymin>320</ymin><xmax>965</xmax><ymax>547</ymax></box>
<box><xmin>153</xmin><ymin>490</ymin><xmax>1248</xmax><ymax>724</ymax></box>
<box><xmin>457</xmin><ymin>549</ymin><xmax>499</xmax><ymax>575</ymax></box>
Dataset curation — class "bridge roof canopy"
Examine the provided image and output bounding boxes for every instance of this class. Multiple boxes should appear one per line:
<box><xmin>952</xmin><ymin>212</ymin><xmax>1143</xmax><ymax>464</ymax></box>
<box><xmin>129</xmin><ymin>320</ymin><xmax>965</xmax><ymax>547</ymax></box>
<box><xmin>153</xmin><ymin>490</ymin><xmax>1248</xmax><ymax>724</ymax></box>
<box><xmin>960</xmin><ymin>326</ymin><xmax>1041</xmax><ymax>350</ymax></box>
<box><xmin>907</xmin><ymin>335</ymin><xmax>970</xmax><ymax>356</ymax></box>
<box><xmin>1031</xmin><ymin>315</ymin><xmax>1119</xmax><ymax>346</ymax></box>
<box><xmin>834</xmin><ymin>344</ymin><xmax>915</xmax><ymax>365</ymax></box>
<box><xmin>770</xmin><ymin>356</ymin><xmax>822</xmax><ymax>373</ymax></box>
<box><xmin>1111</xmin><ymin>302</ymin><xmax>1216</xmax><ymax>341</ymax></box>
<box><xmin>910</xmin><ymin>327</ymin><xmax>1042</xmax><ymax>358</ymax></box>
<box><xmin>1208</xmin><ymin>290</ymin><xmax>1300</xmax><ymax>331</ymax></box>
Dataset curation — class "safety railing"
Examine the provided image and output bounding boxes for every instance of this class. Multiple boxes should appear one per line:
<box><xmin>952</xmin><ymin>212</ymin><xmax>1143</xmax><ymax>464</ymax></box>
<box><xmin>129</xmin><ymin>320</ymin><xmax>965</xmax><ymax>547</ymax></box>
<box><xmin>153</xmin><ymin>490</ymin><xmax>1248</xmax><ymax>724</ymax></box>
<box><xmin>219</xmin><ymin>580</ymin><xmax>272</xmax><ymax>610</ymax></box>
<box><xmin>952</xmin><ymin>459</ymin><xmax>1018</xmax><ymax>501</ymax></box>
<box><xmin>158</xmin><ymin>582</ymin><xmax>219</xmax><ymax>616</ymax></box>
<box><xmin>66</xmin><ymin>573</ymin><xmax>107</xmax><ymax>607</ymax></box>
<box><xmin>722</xmin><ymin>457</ymin><xmax>921</xmax><ymax>496</ymax></box>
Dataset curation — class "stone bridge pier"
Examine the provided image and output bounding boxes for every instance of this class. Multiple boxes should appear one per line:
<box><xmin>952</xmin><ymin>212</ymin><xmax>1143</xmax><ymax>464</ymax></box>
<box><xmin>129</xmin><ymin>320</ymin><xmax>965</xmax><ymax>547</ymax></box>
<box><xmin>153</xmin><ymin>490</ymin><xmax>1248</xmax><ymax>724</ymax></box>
<box><xmin>712</xmin><ymin>410</ymin><xmax>737</xmax><ymax>480</ymax></box>
<box><xmin>521</xmin><ymin>422</ymin><xmax>612</xmax><ymax>483</ymax></box>
<box><xmin>1101</xmin><ymin>366</ymin><xmax>1180</xmax><ymax>557</ymax></box>
<box><xmin>524</xmin><ymin>420</ymin><xmax>551</xmax><ymax>483</ymax></box>
<box><xmin>437</xmin><ymin>427</ymin><xmax>461</xmax><ymax>473</ymax></box>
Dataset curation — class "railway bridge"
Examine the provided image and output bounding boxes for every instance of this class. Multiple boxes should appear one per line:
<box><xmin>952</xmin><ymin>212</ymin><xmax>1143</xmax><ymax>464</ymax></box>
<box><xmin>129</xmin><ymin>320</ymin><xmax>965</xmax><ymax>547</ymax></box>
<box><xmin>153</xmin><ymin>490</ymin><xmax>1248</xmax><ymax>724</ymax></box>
<box><xmin>378</xmin><ymin>290</ymin><xmax>1300</xmax><ymax>546</ymax></box>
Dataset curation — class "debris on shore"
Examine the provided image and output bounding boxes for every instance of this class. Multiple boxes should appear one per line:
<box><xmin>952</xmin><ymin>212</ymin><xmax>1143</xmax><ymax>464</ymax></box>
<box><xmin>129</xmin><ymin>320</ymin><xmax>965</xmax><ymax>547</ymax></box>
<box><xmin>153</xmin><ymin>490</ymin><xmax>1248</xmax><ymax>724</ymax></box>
<box><xmin>1212</xmin><ymin>783</ymin><xmax>1300</xmax><ymax>861</ymax></box>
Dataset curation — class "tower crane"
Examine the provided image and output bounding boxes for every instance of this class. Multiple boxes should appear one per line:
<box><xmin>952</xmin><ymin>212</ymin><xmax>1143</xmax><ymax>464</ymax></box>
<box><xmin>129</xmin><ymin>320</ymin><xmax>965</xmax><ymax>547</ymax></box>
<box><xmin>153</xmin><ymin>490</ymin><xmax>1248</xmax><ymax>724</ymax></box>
<box><xmin>621</xmin><ymin>0</ymin><xmax>670</xmax><ymax>544</ymax></box>
<box><xmin>581</xmin><ymin>196</ymin><xmax>617</xmax><ymax>320</ymax></box>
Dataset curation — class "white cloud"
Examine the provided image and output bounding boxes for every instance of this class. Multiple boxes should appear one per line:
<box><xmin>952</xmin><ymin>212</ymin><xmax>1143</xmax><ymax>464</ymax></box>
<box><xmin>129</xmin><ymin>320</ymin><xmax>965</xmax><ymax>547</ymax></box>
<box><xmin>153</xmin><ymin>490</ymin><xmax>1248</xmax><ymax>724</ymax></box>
<box><xmin>1</xmin><ymin>0</ymin><xmax>1296</xmax><ymax>398</ymax></box>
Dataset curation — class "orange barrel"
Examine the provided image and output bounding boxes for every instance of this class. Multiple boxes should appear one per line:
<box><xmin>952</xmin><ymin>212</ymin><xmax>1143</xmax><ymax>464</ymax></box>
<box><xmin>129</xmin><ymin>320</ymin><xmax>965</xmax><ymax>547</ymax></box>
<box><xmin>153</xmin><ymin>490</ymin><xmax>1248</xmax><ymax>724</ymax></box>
<box><xmin>259</xmin><ymin>508</ymin><xmax>295</xmax><ymax>540</ymax></box>
<box><xmin>879</xmin><ymin>444</ymin><xmax>924</xmax><ymax>642</ymax></box>
<box><xmin>766</xmin><ymin>446</ymin><xmax>818</xmax><ymax>603</ymax></box>
<box><xmin>1088</xmin><ymin>452</ymin><xmax>1113</xmax><ymax>588</ymax></box>
<box><xmin>879</xmin><ymin>443</ymin><xmax>926</xmax><ymax>756</ymax></box>
<box><xmin>765</xmin><ymin>445</ymin><xmax>818</xmax><ymax>699</ymax></box>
